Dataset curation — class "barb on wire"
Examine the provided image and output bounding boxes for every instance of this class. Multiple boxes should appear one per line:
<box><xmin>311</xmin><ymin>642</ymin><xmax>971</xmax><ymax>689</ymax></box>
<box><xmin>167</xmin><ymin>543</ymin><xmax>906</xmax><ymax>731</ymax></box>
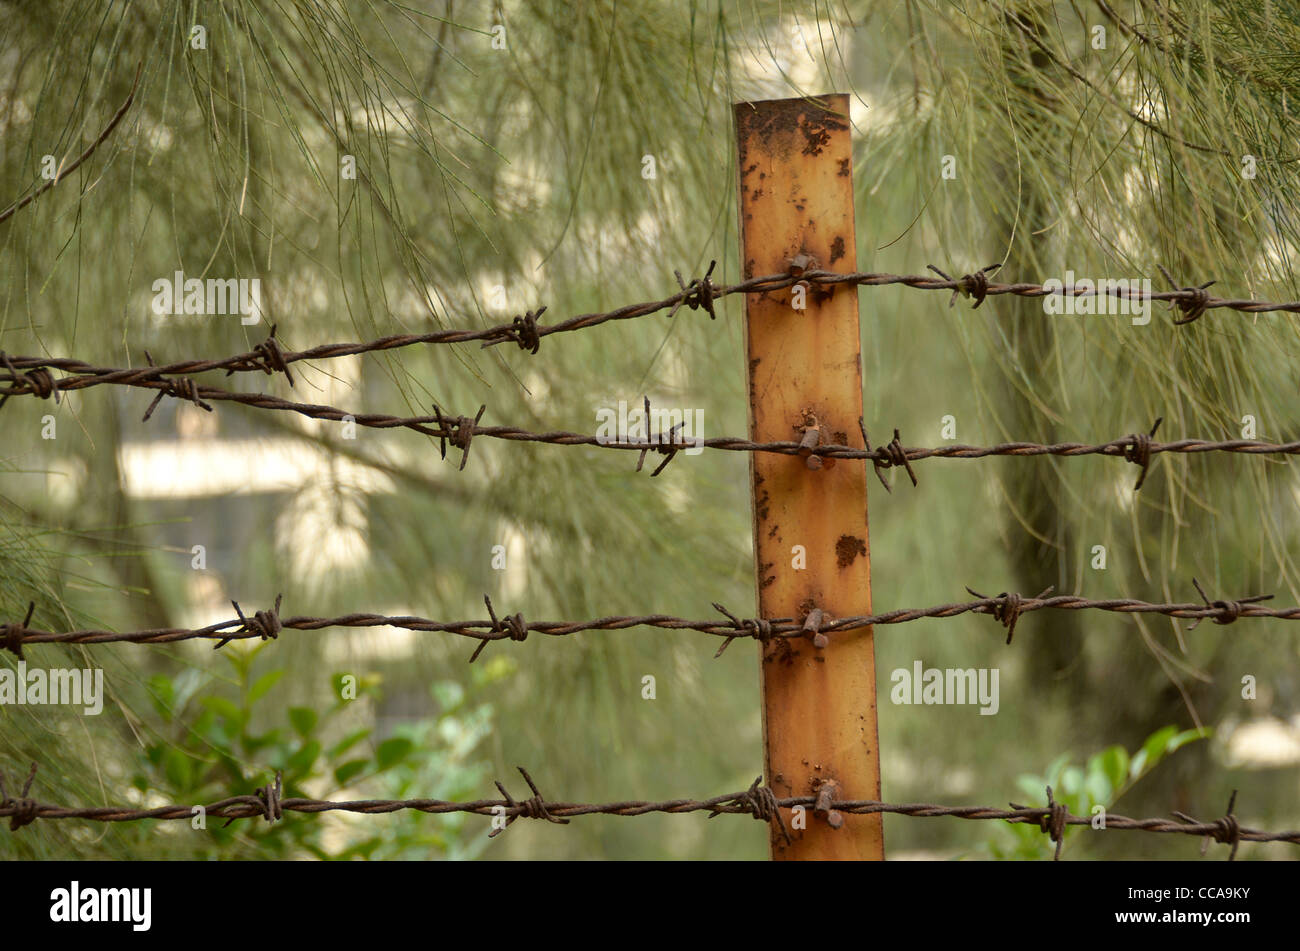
<box><xmin>225</xmin><ymin>323</ymin><xmax>295</xmax><ymax>386</ymax></box>
<box><xmin>711</xmin><ymin>602</ymin><xmax>777</xmax><ymax>658</ymax></box>
<box><xmin>0</xmin><ymin>762</ymin><xmax>39</xmax><ymax>831</ymax></box>
<box><xmin>1124</xmin><ymin>417</ymin><xmax>1162</xmax><ymax>489</ymax></box>
<box><xmin>222</xmin><ymin>772</ymin><xmax>283</xmax><ymax>828</ymax></box>
<box><xmin>1158</xmin><ymin>265</ymin><xmax>1217</xmax><ymax>325</ymax></box>
<box><xmin>1173</xmin><ymin>790</ymin><xmax>1242</xmax><ymax>861</ymax></box>
<box><xmin>140</xmin><ymin>350</ymin><xmax>213</xmax><ymax>422</ymax></box>
<box><xmin>5</xmin><ymin>581</ymin><xmax>1293</xmax><ymax>656</ymax></box>
<box><xmin>468</xmin><ymin>595</ymin><xmax>527</xmax><ymax>663</ymax></box>
<box><xmin>430</xmin><ymin>403</ymin><xmax>486</xmax><ymax>470</ymax></box>
<box><xmin>489</xmin><ymin>767</ymin><xmax>569</xmax><ymax>837</ymax></box>
<box><xmin>927</xmin><ymin>262</ymin><xmax>1002</xmax><ymax>309</ymax></box>
<box><xmin>1</xmin><ymin>764</ymin><xmax>1295</xmax><ymax>858</ymax></box>
<box><xmin>865</xmin><ymin>426</ymin><xmax>917</xmax><ymax>491</ymax></box>
<box><xmin>965</xmin><ymin>586</ymin><xmax>1055</xmax><ymax>644</ymax></box>
<box><xmin>668</xmin><ymin>260</ymin><xmax>718</xmax><ymax>319</ymax></box>
<box><xmin>1011</xmin><ymin>785</ymin><xmax>1068</xmax><ymax>860</ymax></box>
<box><xmin>214</xmin><ymin>595</ymin><xmax>283</xmax><ymax>650</ymax></box>
<box><xmin>709</xmin><ymin>776</ymin><xmax>791</xmax><ymax>845</ymax></box>
<box><xmin>633</xmin><ymin>396</ymin><xmax>687</xmax><ymax>477</ymax></box>
<box><xmin>1</xmin><ymin>602</ymin><xmax>35</xmax><ymax>660</ymax></box>
<box><xmin>486</xmin><ymin>308</ymin><xmax>546</xmax><ymax>355</ymax></box>
<box><xmin>1188</xmin><ymin>579</ymin><xmax>1273</xmax><ymax>631</ymax></box>
<box><xmin>0</xmin><ymin>353</ymin><xmax>58</xmax><ymax>410</ymax></box>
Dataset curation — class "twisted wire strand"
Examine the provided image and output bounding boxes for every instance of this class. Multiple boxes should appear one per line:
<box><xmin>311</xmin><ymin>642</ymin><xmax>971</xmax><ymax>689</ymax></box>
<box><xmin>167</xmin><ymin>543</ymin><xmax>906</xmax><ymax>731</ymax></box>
<box><xmin>1</xmin><ymin>263</ymin><xmax>1295</xmax><ymax>394</ymax></box>
<box><xmin>3</xmin><ymin>584</ymin><xmax>1292</xmax><ymax>655</ymax></box>
<box><xmin>0</xmin><ymin>364</ymin><xmax>1296</xmax><ymax>485</ymax></box>
<box><xmin>0</xmin><ymin>765</ymin><xmax>1292</xmax><ymax>860</ymax></box>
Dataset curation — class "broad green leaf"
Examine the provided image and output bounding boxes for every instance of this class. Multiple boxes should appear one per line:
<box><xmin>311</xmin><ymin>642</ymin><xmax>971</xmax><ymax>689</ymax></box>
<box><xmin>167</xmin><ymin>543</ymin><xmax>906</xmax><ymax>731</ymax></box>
<box><xmin>163</xmin><ymin>748</ymin><xmax>192</xmax><ymax>790</ymax></box>
<box><xmin>148</xmin><ymin>675</ymin><xmax>175</xmax><ymax>720</ymax></box>
<box><xmin>1084</xmin><ymin>770</ymin><xmax>1111</xmax><ymax>807</ymax></box>
<box><xmin>377</xmin><ymin>736</ymin><xmax>414</xmax><ymax>770</ymax></box>
<box><xmin>201</xmin><ymin>696</ymin><xmax>244</xmax><ymax>725</ymax></box>
<box><xmin>289</xmin><ymin>707</ymin><xmax>318</xmax><ymax>738</ymax></box>
<box><xmin>1133</xmin><ymin>726</ymin><xmax>1179</xmax><ymax>778</ymax></box>
<box><xmin>1099</xmin><ymin>746</ymin><xmax>1129</xmax><ymax>793</ymax></box>
<box><xmin>248</xmin><ymin>669</ymin><xmax>285</xmax><ymax>704</ymax></box>
<box><xmin>287</xmin><ymin>740</ymin><xmax>321</xmax><ymax>774</ymax></box>
<box><xmin>242</xmin><ymin>728</ymin><xmax>283</xmax><ymax>754</ymax></box>
<box><xmin>333</xmin><ymin>758</ymin><xmax>369</xmax><ymax>786</ymax></box>
<box><xmin>1043</xmin><ymin>753</ymin><xmax>1072</xmax><ymax>787</ymax></box>
<box><xmin>327</xmin><ymin>728</ymin><xmax>371</xmax><ymax>761</ymax></box>
<box><xmin>1169</xmin><ymin>727</ymin><xmax>1212</xmax><ymax>753</ymax></box>
<box><xmin>1060</xmin><ymin>766</ymin><xmax>1084</xmax><ymax>796</ymax></box>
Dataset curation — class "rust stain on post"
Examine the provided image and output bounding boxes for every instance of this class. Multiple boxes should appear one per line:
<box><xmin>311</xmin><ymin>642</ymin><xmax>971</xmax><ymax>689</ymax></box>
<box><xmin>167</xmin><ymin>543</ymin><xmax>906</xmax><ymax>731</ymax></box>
<box><xmin>734</xmin><ymin>95</ymin><xmax>883</xmax><ymax>860</ymax></box>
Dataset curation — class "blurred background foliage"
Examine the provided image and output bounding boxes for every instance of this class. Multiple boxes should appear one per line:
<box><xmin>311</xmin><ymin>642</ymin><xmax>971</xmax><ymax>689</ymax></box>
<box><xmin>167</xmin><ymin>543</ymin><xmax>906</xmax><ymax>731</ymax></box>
<box><xmin>0</xmin><ymin>0</ymin><xmax>1296</xmax><ymax>859</ymax></box>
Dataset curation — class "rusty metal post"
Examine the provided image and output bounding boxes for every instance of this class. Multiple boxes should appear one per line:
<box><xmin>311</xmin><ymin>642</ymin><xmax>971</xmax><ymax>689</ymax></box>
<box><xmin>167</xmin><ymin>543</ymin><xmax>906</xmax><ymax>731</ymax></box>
<box><xmin>734</xmin><ymin>95</ymin><xmax>884</xmax><ymax>860</ymax></box>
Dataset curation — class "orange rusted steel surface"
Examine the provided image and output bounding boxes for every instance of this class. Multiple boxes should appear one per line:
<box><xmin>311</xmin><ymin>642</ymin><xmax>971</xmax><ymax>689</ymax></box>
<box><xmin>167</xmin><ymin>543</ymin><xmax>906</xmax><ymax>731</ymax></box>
<box><xmin>734</xmin><ymin>95</ymin><xmax>883</xmax><ymax>860</ymax></box>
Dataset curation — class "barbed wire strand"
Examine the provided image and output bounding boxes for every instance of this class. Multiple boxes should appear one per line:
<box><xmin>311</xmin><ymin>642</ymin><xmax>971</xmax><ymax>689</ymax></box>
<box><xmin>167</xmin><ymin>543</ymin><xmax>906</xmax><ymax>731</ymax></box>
<box><xmin>0</xmin><ymin>764</ymin><xmax>1292</xmax><ymax>859</ymax></box>
<box><xmin>0</xmin><ymin>362</ymin><xmax>1294</xmax><ymax>487</ymax></box>
<box><xmin>0</xmin><ymin>261</ymin><xmax>1295</xmax><ymax>391</ymax></box>
<box><xmin>2</xmin><ymin>582</ymin><xmax>1291</xmax><ymax>659</ymax></box>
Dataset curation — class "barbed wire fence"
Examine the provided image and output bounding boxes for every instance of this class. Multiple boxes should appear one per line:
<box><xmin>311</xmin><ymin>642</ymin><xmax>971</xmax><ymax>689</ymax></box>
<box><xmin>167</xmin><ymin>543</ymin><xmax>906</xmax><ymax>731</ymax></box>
<box><xmin>6</xmin><ymin>59</ymin><xmax>1300</xmax><ymax>863</ymax></box>
<box><xmin>2</xmin><ymin>256</ymin><xmax>1298</xmax><ymax>860</ymax></box>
